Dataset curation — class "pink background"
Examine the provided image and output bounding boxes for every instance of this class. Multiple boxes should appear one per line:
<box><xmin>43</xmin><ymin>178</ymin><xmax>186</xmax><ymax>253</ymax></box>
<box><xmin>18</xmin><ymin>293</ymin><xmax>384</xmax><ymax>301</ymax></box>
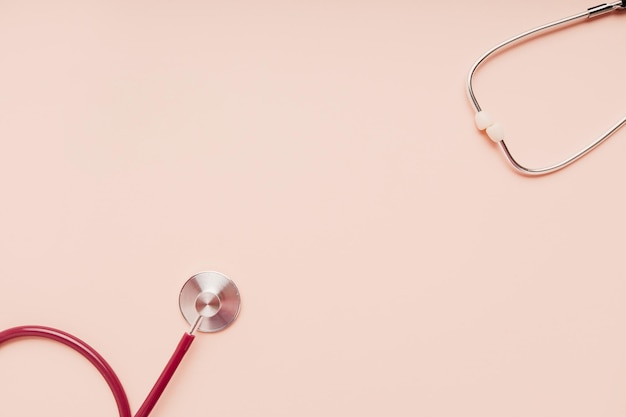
<box><xmin>1</xmin><ymin>1</ymin><xmax>626</xmax><ymax>416</ymax></box>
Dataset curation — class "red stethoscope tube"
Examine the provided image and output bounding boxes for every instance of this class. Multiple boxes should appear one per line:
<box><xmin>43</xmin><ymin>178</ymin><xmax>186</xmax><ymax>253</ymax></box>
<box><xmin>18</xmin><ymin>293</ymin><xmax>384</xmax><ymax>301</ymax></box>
<box><xmin>0</xmin><ymin>325</ymin><xmax>195</xmax><ymax>417</ymax></box>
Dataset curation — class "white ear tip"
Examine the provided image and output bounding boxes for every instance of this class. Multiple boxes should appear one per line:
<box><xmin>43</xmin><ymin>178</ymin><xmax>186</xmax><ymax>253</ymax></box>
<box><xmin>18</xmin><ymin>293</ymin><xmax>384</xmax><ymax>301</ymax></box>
<box><xmin>475</xmin><ymin>111</ymin><xmax>494</xmax><ymax>131</ymax></box>
<box><xmin>486</xmin><ymin>123</ymin><xmax>505</xmax><ymax>142</ymax></box>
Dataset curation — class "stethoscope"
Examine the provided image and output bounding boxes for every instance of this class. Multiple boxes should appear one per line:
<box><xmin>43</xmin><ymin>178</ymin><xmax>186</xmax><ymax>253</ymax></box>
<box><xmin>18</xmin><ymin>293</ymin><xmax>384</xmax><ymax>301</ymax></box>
<box><xmin>0</xmin><ymin>271</ymin><xmax>241</xmax><ymax>417</ymax></box>
<box><xmin>468</xmin><ymin>1</ymin><xmax>626</xmax><ymax>175</ymax></box>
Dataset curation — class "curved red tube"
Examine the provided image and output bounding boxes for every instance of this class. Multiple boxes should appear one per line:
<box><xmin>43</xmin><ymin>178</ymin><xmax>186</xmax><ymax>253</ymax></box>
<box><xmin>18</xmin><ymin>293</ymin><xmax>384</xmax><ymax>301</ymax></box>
<box><xmin>0</xmin><ymin>325</ymin><xmax>195</xmax><ymax>417</ymax></box>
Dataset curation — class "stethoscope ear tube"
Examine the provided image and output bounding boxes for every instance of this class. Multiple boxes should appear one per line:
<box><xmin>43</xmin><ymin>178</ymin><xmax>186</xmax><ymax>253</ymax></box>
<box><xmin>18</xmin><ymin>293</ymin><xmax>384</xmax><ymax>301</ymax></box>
<box><xmin>467</xmin><ymin>2</ymin><xmax>626</xmax><ymax>175</ymax></box>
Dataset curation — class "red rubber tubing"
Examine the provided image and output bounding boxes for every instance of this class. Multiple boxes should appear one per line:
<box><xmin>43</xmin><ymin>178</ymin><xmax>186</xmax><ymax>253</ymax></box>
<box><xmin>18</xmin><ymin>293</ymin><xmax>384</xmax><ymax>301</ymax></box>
<box><xmin>0</xmin><ymin>325</ymin><xmax>195</xmax><ymax>417</ymax></box>
<box><xmin>134</xmin><ymin>331</ymin><xmax>195</xmax><ymax>417</ymax></box>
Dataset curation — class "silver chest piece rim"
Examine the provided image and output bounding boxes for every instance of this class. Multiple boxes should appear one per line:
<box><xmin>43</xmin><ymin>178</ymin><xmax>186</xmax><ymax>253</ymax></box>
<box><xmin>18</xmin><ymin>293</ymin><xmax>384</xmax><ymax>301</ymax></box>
<box><xmin>179</xmin><ymin>271</ymin><xmax>241</xmax><ymax>333</ymax></box>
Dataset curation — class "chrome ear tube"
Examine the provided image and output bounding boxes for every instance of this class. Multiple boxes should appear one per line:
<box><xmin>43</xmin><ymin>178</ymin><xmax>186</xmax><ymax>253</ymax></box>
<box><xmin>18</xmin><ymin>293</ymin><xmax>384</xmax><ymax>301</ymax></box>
<box><xmin>468</xmin><ymin>2</ymin><xmax>626</xmax><ymax>175</ymax></box>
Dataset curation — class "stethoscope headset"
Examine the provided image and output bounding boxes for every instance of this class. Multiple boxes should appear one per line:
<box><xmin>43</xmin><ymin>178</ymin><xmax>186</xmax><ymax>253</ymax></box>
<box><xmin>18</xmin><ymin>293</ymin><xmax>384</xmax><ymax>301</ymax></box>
<box><xmin>468</xmin><ymin>1</ymin><xmax>626</xmax><ymax>175</ymax></box>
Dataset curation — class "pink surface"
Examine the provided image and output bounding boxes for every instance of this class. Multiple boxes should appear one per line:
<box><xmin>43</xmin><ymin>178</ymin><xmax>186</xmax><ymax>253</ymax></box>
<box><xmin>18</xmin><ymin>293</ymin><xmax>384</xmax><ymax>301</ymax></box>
<box><xmin>1</xmin><ymin>1</ymin><xmax>626</xmax><ymax>416</ymax></box>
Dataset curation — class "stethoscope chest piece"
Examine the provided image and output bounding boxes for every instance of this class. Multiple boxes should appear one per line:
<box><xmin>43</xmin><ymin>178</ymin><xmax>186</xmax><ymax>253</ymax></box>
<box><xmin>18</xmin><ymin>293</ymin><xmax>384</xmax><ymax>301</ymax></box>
<box><xmin>179</xmin><ymin>271</ymin><xmax>241</xmax><ymax>333</ymax></box>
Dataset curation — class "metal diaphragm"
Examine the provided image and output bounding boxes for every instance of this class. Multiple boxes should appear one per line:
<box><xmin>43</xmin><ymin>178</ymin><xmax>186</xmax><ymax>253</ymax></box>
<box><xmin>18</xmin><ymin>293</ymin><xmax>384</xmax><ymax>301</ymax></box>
<box><xmin>179</xmin><ymin>271</ymin><xmax>241</xmax><ymax>333</ymax></box>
